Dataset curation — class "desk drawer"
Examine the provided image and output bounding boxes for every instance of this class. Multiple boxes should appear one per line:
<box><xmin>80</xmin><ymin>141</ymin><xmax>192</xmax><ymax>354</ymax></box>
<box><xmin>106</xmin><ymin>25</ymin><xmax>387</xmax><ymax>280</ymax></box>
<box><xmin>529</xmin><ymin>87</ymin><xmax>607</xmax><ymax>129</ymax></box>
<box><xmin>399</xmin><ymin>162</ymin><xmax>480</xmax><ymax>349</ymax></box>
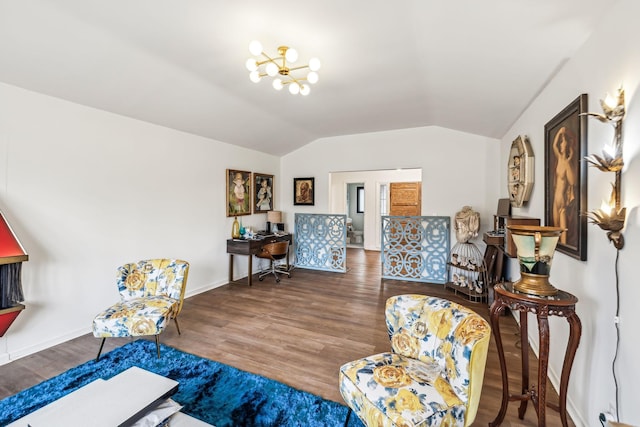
<box><xmin>227</xmin><ymin>239</ymin><xmax>262</xmax><ymax>255</ymax></box>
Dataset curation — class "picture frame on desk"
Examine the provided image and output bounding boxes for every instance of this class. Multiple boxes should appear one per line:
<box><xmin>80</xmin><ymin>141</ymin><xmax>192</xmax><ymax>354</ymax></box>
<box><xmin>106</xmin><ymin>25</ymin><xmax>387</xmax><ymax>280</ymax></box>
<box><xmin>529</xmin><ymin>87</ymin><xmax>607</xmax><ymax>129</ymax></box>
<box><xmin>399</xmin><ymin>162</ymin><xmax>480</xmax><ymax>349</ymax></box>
<box><xmin>544</xmin><ymin>94</ymin><xmax>588</xmax><ymax>261</ymax></box>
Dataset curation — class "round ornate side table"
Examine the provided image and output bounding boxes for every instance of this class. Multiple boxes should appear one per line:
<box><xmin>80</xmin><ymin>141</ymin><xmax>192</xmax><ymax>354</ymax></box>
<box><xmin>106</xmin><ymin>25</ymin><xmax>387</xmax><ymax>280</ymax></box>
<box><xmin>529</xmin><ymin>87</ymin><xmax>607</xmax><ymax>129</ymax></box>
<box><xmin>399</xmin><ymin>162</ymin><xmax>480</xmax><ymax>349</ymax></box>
<box><xmin>489</xmin><ymin>282</ymin><xmax>581</xmax><ymax>427</ymax></box>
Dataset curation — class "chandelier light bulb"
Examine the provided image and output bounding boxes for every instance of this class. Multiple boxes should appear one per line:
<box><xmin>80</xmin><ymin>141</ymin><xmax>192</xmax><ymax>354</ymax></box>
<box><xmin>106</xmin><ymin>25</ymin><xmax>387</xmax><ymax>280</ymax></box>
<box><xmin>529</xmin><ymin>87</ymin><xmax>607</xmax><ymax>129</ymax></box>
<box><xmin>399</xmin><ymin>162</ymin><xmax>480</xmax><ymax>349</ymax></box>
<box><xmin>266</xmin><ymin>62</ymin><xmax>279</xmax><ymax>77</ymax></box>
<box><xmin>249</xmin><ymin>40</ymin><xmax>263</xmax><ymax>56</ymax></box>
<box><xmin>300</xmin><ymin>84</ymin><xmax>310</xmax><ymax>96</ymax></box>
<box><xmin>289</xmin><ymin>83</ymin><xmax>300</xmax><ymax>95</ymax></box>
<box><xmin>245</xmin><ymin>58</ymin><xmax>258</xmax><ymax>72</ymax></box>
<box><xmin>307</xmin><ymin>71</ymin><xmax>319</xmax><ymax>84</ymax></box>
<box><xmin>249</xmin><ymin>71</ymin><xmax>261</xmax><ymax>83</ymax></box>
<box><xmin>272</xmin><ymin>78</ymin><xmax>283</xmax><ymax>90</ymax></box>
<box><xmin>308</xmin><ymin>57</ymin><xmax>321</xmax><ymax>71</ymax></box>
<box><xmin>285</xmin><ymin>48</ymin><xmax>298</xmax><ymax>63</ymax></box>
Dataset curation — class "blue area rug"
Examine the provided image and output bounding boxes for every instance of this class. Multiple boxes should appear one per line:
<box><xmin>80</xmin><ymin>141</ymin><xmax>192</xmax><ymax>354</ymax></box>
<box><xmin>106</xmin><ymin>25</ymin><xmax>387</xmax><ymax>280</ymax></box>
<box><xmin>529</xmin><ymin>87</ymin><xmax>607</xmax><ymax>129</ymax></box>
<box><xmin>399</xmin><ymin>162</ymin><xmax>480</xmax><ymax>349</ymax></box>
<box><xmin>0</xmin><ymin>340</ymin><xmax>363</xmax><ymax>426</ymax></box>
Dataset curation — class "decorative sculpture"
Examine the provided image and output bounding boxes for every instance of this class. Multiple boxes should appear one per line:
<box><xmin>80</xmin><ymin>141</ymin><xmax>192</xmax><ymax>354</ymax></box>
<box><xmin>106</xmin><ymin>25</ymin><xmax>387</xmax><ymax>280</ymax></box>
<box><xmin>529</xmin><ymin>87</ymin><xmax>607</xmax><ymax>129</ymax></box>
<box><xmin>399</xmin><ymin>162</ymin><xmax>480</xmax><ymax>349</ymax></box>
<box><xmin>454</xmin><ymin>206</ymin><xmax>480</xmax><ymax>243</ymax></box>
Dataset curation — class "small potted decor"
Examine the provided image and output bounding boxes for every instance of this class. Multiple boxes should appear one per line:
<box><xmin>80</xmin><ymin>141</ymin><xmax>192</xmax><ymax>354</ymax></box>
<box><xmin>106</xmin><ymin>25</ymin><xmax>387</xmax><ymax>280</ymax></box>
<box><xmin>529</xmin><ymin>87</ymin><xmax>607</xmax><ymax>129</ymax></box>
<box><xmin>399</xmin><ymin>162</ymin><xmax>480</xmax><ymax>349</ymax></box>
<box><xmin>0</xmin><ymin>210</ymin><xmax>28</xmax><ymax>336</ymax></box>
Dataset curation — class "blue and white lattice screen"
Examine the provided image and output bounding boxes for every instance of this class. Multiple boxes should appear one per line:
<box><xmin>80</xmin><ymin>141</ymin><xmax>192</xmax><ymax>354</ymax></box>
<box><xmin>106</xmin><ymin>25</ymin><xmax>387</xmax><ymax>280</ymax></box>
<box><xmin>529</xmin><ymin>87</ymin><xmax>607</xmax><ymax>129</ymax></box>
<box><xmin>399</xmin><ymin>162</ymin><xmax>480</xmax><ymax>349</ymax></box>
<box><xmin>294</xmin><ymin>213</ymin><xmax>347</xmax><ymax>273</ymax></box>
<box><xmin>381</xmin><ymin>216</ymin><xmax>450</xmax><ymax>284</ymax></box>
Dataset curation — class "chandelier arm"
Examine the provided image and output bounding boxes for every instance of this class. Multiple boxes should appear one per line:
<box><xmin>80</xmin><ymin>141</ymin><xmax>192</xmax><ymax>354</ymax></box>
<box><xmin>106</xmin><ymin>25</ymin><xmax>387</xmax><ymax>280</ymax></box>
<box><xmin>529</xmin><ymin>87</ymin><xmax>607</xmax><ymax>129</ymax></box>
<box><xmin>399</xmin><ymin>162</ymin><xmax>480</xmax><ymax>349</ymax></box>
<box><xmin>286</xmin><ymin>75</ymin><xmax>307</xmax><ymax>86</ymax></box>
<box><xmin>256</xmin><ymin>57</ymin><xmax>285</xmax><ymax>67</ymax></box>
<box><xmin>258</xmin><ymin>51</ymin><xmax>278</xmax><ymax>62</ymax></box>
<box><xmin>288</xmin><ymin>64</ymin><xmax>310</xmax><ymax>72</ymax></box>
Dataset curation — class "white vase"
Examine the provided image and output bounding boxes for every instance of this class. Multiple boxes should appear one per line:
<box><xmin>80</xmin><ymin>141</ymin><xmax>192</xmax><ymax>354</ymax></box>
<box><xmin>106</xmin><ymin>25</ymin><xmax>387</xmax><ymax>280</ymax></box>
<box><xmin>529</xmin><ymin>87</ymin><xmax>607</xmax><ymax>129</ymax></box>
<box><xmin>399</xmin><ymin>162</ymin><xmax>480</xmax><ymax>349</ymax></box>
<box><xmin>508</xmin><ymin>225</ymin><xmax>565</xmax><ymax>296</ymax></box>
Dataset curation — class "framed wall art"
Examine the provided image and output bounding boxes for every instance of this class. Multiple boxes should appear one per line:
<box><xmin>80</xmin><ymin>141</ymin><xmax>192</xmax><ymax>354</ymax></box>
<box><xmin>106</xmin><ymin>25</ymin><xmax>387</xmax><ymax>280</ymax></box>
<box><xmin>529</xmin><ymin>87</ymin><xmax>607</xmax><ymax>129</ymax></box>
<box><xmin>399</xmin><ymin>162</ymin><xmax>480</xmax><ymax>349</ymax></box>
<box><xmin>507</xmin><ymin>135</ymin><xmax>534</xmax><ymax>208</ymax></box>
<box><xmin>544</xmin><ymin>94</ymin><xmax>588</xmax><ymax>261</ymax></box>
<box><xmin>226</xmin><ymin>169</ymin><xmax>252</xmax><ymax>217</ymax></box>
<box><xmin>253</xmin><ymin>173</ymin><xmax>274</xmax><ymax>212</ymax></box>
<box><xmin>293</xmin><ymin>177</ymin><xmax>314</xmax><ymax>206</ymax></box>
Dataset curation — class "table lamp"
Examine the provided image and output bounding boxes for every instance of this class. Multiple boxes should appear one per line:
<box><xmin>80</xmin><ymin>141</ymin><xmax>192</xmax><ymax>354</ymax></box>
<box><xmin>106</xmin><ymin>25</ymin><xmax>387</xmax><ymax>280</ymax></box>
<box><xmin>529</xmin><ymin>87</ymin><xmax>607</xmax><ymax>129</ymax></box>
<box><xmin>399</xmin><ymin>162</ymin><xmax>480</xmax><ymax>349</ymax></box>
<box><xmin>267</xmin><ymin>211</ymin><xmax>282</xmax><ymax>233</ymax></box>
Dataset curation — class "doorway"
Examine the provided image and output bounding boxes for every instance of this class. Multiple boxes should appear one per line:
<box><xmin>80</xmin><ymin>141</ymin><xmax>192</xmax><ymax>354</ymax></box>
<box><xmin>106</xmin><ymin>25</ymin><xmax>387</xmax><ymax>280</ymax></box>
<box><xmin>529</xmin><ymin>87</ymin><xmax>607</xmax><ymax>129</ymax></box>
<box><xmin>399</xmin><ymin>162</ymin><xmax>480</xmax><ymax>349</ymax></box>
<box><xmin>328</xmin><ymin>168</ymin><xmax>422</xmax><ymax>251</ymax></box>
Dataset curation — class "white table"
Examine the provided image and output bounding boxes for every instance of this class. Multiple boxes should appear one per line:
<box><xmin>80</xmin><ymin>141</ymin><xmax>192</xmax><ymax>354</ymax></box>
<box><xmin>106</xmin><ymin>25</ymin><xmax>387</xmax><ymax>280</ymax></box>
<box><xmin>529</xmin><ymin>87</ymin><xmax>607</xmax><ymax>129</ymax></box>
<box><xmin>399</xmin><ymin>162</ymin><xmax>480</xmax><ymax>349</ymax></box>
<box><xmin>8</xmin><ymin>366</ymin><xmax>212</xmax><ymax>427</ymax></box>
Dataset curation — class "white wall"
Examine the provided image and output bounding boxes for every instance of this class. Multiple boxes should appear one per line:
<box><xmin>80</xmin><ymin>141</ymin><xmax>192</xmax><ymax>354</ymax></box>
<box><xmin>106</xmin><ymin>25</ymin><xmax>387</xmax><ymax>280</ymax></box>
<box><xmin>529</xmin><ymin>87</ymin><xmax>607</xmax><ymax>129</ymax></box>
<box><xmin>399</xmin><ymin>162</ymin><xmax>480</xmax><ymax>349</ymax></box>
<box><xmin>0</xmin><ymin>82</ymin><xmax>279</xmax><ymax>362</ymax></box>
<box><xmin>501</xmin><ymin>0</ymin><xmax>640</xmax><ymax>424</ymax></box>
<box><xmin>282</xmin><ymin>126</ymin><xmax>501</xmax><ymax>248</ymax></box>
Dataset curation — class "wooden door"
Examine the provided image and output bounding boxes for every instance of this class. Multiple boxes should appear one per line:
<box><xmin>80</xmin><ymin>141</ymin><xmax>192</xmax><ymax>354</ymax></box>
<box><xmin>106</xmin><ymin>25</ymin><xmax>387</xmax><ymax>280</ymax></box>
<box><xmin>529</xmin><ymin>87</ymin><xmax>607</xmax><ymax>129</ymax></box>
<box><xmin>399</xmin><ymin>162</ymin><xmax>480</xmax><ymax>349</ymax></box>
<box><xmin>390</xmin><ymin>182</ymin><xmax>421</xmax><ymax>216</ymax></box>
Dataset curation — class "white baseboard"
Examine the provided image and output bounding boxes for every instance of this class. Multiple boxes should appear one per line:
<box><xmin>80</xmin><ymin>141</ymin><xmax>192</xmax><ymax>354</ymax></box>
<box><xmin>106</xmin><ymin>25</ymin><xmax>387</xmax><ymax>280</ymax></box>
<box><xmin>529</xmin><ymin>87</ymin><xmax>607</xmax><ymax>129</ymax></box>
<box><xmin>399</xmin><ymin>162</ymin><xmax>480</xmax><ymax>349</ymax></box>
<box><xmin>7</xmin><ymin>326</ymin><xmax>90</xmax><ymax>363</ymax></box>
<box><xmin>184</xmin><ymin>279</ymin><xmax>227</xmax><ymax>299</ymax></box>
<box><xmin>0</xmin><ymin>279</ymin><xmax>229</xmax><ymax>366</ymax></box>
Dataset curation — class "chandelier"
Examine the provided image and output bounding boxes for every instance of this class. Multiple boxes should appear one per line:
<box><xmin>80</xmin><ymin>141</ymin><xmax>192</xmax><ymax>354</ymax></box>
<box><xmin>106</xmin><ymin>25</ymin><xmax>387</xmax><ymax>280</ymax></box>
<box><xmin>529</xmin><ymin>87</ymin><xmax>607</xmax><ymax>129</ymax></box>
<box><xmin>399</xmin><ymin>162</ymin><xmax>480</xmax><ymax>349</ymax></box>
<box><xmin>245</xmin><ymin>41</ymin><xmax>320</xmax><ymax>96</ymax></box>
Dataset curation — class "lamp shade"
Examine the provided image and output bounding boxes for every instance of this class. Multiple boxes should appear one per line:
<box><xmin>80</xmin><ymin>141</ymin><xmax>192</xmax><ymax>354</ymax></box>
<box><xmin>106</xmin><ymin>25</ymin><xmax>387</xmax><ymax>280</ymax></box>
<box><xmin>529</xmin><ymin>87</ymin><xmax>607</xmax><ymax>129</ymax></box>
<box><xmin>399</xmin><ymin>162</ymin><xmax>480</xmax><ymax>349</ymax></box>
<box><xmin>267</xmin><ymin>211</ymin><xmax>282</xmax><ymax>223</ymax></box>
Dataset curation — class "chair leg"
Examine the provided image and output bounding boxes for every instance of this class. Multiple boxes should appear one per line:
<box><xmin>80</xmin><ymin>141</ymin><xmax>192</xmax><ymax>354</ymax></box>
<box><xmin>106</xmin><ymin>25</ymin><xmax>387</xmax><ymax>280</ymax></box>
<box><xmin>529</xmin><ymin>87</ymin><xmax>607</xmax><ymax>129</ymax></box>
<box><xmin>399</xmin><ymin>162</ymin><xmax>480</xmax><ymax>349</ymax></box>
<box><xmin>155</xmin><ymin>335</ymin><xmax>161</xmax><ymax>358</ymax></box>
<box><xmin>96</xmin><ymin>337</ymin><xmax>106</xmax><ymax>361</ymax></box>
<box><xmin>344</xmin><ymin>408</ymin><xmax>352</xmax><ymax>427</ymax></box>
<box><xmin>258</xmin><ymin>260</ymin><xmax>290</xmax><ymax>283</ymax></box>
<box><xmin>258</xmin><ymin>261</ymin><xmax>275</xmax><ymax>281</ymax></box>
<box><xmin>174</xmin><ymin>316</ymin><xmax>182</xmax><ymax>335</ymax></box>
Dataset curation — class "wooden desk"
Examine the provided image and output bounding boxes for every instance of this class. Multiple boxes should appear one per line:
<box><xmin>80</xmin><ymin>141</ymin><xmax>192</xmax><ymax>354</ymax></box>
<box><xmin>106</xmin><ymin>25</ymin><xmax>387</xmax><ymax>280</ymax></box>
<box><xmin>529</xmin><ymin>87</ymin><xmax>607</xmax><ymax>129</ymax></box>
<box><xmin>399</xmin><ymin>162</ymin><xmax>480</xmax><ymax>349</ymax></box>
<box><xmin>227</xmin><ymin>234</ymin><xmax>291</xmax><ymax>286</ymax></box>
<box><xmin>489</xmin><ymin>282</ymin><xmax>581</xmax><ymax>427</ymax></box>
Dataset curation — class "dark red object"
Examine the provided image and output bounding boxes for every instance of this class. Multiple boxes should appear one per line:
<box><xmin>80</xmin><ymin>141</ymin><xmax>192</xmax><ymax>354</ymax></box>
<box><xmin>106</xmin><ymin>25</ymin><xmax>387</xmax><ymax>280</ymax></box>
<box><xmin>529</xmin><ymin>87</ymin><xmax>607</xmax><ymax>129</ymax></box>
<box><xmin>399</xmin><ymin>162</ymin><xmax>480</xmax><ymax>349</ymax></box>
<box><xmin>0</xmin><ymin>304</ymin><xmax>25</xmax><ymax>337</ymax></box>
<box><xmin>0</xmin><ymin>211</ymin><xmax>28</xmax><ymax>262</ymax></box>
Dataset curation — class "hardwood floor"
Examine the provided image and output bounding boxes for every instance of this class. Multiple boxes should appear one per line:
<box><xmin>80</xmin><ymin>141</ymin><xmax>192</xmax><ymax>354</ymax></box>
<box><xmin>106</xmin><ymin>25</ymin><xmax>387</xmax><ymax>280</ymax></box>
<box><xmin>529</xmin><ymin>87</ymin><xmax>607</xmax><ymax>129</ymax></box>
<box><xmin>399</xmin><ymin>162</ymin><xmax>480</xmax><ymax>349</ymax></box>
<box><xmin>0</xmin><ymin>248</ymin><xmax>574</xmax><ymax>426</ymax></box>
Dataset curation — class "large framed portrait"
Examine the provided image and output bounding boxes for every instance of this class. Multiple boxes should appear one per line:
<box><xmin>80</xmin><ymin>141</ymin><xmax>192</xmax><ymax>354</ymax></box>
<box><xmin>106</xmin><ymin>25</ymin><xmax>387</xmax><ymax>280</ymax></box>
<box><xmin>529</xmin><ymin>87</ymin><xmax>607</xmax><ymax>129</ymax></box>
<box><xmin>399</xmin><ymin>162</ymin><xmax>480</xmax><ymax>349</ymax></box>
<box><xmin>253</xmin><ymin>173</ymin><xmax>274</xmax><ymax>213</ymax></box>
<box><xmin>544</xmin><ymin>94</ymin><xmax>588</xmax><ymax>261</ymax></box>
<box><xmin>293</xmin><ymin>177</ymin><xmax>314</xmax><ymax>206</ymax></box>
<box><xmin>226</xmin><ymin>169</ymin><xmax>252</xmax><ymax>217</ymax></box>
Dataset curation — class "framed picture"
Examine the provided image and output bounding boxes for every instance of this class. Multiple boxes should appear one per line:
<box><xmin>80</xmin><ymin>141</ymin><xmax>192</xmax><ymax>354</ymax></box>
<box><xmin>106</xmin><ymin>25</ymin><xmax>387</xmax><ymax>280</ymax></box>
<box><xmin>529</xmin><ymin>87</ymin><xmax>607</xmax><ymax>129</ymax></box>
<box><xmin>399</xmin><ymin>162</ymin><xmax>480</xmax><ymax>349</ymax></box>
<box><xmin>226</xmin><ymin>169</ymin><xmax>252</xmax><ymax>217</ymax></box>
<box><xmin>544</xmin><ymin>94</ymin><xmax>588</xmax><ymax>261</ymax></box>
<box><xmin>293</xmin><ymin>177</ymin><xmax>314</xmax><ymax>206</ymax></box>
<box><xmin>253</xmin><ymin>173</ymin><xmax>274</xmax><ymax>213</ymax></box>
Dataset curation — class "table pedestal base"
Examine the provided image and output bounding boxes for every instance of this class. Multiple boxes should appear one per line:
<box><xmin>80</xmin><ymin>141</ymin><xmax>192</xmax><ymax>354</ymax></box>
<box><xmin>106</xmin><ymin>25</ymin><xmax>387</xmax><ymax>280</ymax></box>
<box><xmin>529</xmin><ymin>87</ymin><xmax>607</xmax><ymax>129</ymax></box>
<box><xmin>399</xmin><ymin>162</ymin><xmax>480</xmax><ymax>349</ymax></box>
<box><xmin>489</xmin><ymin>282</ymin><xmax>581</xmax><ymax>427</ymax></box>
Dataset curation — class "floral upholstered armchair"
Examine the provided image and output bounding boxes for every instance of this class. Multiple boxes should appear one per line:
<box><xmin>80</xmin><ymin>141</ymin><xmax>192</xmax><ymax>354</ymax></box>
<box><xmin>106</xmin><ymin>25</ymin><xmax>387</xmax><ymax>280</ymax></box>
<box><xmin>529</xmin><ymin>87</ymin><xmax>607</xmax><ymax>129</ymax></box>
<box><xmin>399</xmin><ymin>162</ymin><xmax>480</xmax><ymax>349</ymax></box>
<box><xmin>340</xmin><ymin>294</ymin><xmax>491</xmax><ymax>427</ymax></box>
<box><xmin>92</xmin><ymin>259</ymin><xmax>190</xmax><ymax>360</ymax></box>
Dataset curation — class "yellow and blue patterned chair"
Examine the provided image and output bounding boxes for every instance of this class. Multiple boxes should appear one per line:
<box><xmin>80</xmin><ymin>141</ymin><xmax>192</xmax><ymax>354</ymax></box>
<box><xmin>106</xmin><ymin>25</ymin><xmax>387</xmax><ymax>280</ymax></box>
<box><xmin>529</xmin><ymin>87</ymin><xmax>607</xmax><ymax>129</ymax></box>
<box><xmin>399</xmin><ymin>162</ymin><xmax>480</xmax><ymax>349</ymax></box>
<box><xmin>92</xmin><ymin>259</ymin><xmax>190</xmax><ymax>360</ymax></box>
<box><xmin>339</xmin><ymin>294</ymin><xmax>491</xmax><ymax>427</ymax></box>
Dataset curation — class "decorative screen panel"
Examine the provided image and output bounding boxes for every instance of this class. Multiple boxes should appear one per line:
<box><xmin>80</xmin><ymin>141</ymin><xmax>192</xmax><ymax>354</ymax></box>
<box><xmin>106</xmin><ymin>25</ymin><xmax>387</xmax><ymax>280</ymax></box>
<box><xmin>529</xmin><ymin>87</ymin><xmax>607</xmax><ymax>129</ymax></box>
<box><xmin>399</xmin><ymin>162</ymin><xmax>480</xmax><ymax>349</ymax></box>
<box><xmin>381</xmin><ymin>216</ymin><xmax>450</xmax><ymax>283</ymax></box>
<box><xmin>294</xmin><ymin>213</ymin><xmax>346</xmax><ymax>272</ymax></box>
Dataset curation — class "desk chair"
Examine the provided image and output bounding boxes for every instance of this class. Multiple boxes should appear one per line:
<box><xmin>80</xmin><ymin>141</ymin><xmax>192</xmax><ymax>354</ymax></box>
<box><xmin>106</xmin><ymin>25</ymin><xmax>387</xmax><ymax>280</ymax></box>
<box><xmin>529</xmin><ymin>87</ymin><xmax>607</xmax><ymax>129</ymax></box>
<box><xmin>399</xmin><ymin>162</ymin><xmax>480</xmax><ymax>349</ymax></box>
<box><xmin>256</xmin><ymin>241</ymin><xmax>290</xmax><ymax>283</ymax></box>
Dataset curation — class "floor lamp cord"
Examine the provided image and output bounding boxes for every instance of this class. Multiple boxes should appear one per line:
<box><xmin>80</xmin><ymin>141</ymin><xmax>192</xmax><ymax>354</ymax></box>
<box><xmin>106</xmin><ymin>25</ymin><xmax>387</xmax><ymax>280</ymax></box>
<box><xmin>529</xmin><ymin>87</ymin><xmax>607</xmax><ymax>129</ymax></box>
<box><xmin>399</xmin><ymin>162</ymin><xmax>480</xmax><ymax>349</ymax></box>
<box><xmin>613</xmin><ymin>248</ymin><xmax>621</xmax><ymax>422</ymax></box>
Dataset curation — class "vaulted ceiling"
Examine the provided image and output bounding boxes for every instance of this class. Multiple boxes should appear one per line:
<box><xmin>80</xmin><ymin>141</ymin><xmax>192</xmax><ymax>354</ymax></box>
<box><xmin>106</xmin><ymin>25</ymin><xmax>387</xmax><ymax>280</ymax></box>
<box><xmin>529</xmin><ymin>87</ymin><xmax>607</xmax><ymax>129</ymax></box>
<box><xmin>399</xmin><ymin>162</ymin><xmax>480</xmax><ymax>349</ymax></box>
<box><xmin>0</xmin><ymin>0</ymin><xmax>619</xmax><ymax>155</ymax></box>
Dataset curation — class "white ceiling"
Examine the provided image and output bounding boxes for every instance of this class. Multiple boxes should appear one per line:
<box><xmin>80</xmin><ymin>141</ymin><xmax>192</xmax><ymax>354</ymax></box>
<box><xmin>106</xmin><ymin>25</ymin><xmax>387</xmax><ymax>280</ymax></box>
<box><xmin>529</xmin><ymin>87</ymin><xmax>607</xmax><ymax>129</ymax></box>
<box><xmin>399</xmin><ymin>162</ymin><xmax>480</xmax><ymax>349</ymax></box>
<box><xmin>0</xmin><ymin>0</ymin><xmax>619</xmax><ymax>156</ymax></box>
